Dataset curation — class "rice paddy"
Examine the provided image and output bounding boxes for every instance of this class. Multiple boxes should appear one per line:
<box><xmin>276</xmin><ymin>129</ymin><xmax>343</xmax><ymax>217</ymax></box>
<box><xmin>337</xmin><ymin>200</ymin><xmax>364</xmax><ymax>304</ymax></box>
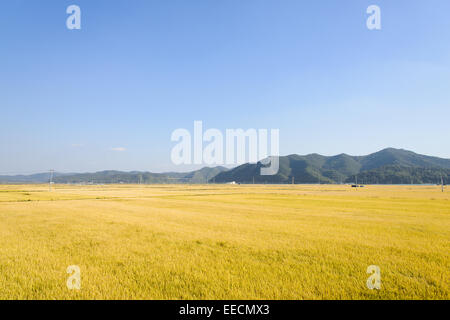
<box><xmin>0</xmin><ymin>184</ymin><xmax>448</xmax><ymax>299</ymax></box>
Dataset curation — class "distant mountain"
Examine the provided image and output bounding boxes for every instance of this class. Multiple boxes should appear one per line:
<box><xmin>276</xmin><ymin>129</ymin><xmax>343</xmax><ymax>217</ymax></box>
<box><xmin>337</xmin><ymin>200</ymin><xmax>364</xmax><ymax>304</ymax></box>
<box><xmin>0</xmin><ymin>172</ymin><xmax>72</xmax><ymax>183</ymax></box>
<box><xmin>169</xmin><ymin>166</ymin><xmax>228</xmax><ymax>183</ymax></box>
<box><xmin>52</xmin><ymin>166</ymin><xmax>228</xmax><ymax>184</ymax></box>
<box><xmin>1</xmin><ymin>149</ymin><xmax>449</xmax><ymax>185</ymax></box>
<box><xmin>357</xmin><ymin>148</ymin><xmax>450</xmax><ymax>171</ymax></box>
<box><xmin>0</xmin><ymin>167</ymin><xmax>228</xmax><ymax>184</ymax></box>
<box><xmin>213</xmin><ymin>148</ymin><xmax>450</xmax><ymax>184</ymax></box>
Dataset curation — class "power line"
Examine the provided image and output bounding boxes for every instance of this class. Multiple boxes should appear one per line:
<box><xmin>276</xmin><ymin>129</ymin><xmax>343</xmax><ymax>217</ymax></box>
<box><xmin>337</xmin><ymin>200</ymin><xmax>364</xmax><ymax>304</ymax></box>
<box><xmin>49</xmin><ymin>169</ymin><xmax>54</xmax><ymax>192</ymax></box>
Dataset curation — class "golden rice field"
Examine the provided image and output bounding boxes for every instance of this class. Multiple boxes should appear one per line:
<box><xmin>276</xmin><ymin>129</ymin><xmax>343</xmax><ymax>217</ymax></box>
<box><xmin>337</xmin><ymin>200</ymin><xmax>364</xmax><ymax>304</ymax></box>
<box><xmin>0</xmin><ymin>184</ymin><xmax>448</xmax><ymax>300</ymax></box>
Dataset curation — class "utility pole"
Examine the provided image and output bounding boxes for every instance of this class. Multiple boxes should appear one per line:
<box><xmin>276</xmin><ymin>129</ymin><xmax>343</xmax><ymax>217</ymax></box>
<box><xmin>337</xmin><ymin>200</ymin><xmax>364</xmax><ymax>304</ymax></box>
<box><xmin>49</xmin><ymin>169</ymin><xmax>54</xmax><ymax>192</ymax></box>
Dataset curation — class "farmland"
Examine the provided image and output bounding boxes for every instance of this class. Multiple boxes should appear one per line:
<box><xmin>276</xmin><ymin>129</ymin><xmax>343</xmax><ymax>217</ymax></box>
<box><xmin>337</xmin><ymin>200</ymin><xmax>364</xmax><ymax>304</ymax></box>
<box><xmin>0</xmin><ymin>184</ymin><xmax>448</xmax><ymax>299</ymax></box>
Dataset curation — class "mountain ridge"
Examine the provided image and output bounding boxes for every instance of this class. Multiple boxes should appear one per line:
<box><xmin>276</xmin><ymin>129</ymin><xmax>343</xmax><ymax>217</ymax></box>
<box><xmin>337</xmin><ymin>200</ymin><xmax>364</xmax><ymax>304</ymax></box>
<box><xmin>213</xmin><ymin>148</ymin><xmax>450</xmax><ymax>184</ymax></box>
<box><xmin>0</xmin><ymin>149</ymin><xmax>449</xmax><ymax>184</ymax></box>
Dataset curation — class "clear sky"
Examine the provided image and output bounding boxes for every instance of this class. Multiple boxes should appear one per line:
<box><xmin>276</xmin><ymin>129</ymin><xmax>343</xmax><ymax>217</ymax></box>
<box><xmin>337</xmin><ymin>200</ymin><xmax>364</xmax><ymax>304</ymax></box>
<box><xmin>1</xmin><ymin>0</ymin><xmax>449</xmax><ymax>174</ymax></box>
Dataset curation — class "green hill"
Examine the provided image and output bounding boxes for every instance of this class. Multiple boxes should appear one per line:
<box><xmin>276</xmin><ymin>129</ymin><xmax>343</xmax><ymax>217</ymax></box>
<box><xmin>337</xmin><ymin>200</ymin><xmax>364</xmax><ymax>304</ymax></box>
<box><xmin>213</xmin><ymin>148</ymin><xmax>450</xmax><ymax>184</ymax></box>
<box><xmin>52</xmin><ymin>166</ymin><xmax>228</xmax><ymax>184</ymax></box>
<box><xmin>0</xmin><ymin>167</ymin><xmax>228</xmax><ymax>184</ymax></box>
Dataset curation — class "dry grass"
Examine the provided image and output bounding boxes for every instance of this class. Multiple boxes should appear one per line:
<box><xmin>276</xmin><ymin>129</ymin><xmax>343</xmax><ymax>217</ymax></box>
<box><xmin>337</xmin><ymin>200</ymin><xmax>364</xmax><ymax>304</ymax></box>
<box><xmin>0</xmin><ymin>184</ymin><xmax>448</xmax><ymax>299</ymax></box>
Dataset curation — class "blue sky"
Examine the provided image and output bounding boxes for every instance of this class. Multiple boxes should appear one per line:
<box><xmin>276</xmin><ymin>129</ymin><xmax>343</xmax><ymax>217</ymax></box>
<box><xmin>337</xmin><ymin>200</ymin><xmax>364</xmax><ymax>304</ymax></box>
<box><xmin>1</xmin><ymin>0</ymin><xmax>449</xmax><ymax>173</ymax></box>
